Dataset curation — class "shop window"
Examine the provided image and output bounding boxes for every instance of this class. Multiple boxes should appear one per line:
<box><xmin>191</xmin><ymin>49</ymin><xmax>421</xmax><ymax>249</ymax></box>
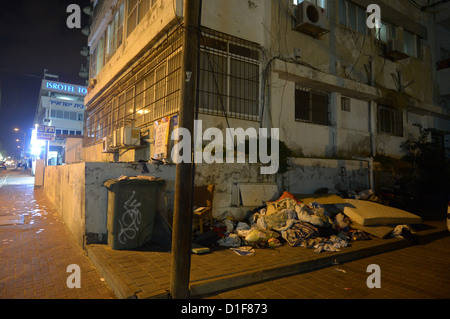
<box><xmin>295</xmin><ymin>86</ymin><xmax>330</xmax><ymax>126</ymax></box>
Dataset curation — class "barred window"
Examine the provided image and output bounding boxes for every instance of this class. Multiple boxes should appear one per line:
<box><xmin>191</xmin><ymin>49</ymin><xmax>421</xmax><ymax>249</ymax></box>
<box><xmin>295</xmin><ymin>86</ymin><xmax>330</xmax><ymax>126</ymax></box>
<box><xmin>378</xmin><ymin>105</ymin><xmax>403</xmax><ymax>137</ymax></box>
<box><xmin>199</xmin><ymin>30</ymin><xmax>260</xmax><ymax>120</ymax></box>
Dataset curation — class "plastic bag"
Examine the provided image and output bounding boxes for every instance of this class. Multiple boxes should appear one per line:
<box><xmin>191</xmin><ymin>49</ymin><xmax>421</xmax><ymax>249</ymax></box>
<box><xmin>217</xmin><ymin>233</ymin><xmax>241</xmax><ymax>247</ymax></box>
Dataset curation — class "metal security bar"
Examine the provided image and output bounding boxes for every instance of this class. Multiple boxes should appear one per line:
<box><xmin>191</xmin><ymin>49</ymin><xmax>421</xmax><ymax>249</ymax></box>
<box><xmin>198</xmin><ymin>28</ymin><xmax>261</xmax><ymax>121</ymax></box>
<box><xmin>84</xmin><ymin>26</ymin><xmax>262</xmax><ymax>146</ymax></box>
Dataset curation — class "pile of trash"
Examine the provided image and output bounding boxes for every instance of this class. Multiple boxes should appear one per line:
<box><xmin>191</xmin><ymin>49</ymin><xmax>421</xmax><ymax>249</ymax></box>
<box><xmin>193</xmin><ymin>191</ymin><xmax>374</xmax><ymax>255</ymax></box>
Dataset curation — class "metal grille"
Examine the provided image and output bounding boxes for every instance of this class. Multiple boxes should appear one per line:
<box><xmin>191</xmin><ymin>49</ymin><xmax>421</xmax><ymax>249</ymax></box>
<box><xmin>84</xmin><ymin>26</ymin><xmax>261</xmax><ymax>146</ymax></box>
<box><xmin>198</xmin><ymin>28</ymin><xmax>261</xmax><ymax>121</ymax></box>
<box><xmin>84</xmin><ymin>26</ymin><xmax>183</xmax><ymax>144</ymax></box>
<box><xmin>295</xmin><ymin>85</ymin><xmax>330</xmax><ymax>126</ymax></box>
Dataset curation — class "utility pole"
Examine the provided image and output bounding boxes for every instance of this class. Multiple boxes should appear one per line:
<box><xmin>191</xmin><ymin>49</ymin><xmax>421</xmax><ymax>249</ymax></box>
<box><xmin>170</xmin><ymin>0</ymin><xmax>201</xmax><ymax>299</ymax></box>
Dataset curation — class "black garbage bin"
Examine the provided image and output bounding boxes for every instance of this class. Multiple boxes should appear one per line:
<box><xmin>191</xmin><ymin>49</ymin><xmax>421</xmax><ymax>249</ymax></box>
<box><xmin>104</xmin><ymin>177</ymin><xmax>165</xmax><ymax>250</ymax></box>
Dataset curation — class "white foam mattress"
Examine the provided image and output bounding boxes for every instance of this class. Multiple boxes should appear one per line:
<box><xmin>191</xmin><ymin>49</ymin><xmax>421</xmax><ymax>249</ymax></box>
<box><xmin>341</xmin><ymin>199</ymin><xmax>422</xmax><ymax>226</ymax></box>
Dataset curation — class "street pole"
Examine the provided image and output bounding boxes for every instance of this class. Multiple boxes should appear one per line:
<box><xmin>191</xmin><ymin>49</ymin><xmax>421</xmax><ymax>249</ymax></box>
<box><xmin>170</xmin><ymin>0</ymin><xmax>201</xmax><ymax>299</ymax></box>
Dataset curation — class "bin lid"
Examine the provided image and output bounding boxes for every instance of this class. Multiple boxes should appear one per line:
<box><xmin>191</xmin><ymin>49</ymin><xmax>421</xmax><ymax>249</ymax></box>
<box><xmin>104</xmin><ymin>175</ymin><xmax>165</xmax><ymax>188</ymax></box>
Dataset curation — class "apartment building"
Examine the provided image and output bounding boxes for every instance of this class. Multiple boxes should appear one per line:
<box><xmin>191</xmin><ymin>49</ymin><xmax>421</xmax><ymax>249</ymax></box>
<box><xmin>83</xmin><ymin>0</ymin><xmax>449</xmax><ymax>162</ymax></box>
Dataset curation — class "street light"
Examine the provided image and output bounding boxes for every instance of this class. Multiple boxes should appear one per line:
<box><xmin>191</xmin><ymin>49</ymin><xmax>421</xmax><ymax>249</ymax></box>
<box><xmin>13</xmin><ymin>128</ymin><xmax>26</xmax><ymax>157</ymax></box>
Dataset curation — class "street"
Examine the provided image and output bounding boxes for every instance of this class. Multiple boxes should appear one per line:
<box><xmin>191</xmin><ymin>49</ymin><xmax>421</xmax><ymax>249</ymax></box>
<box><xmin>205</xmin><ymin>235</ymin><xmax>450</xmax><ymax>299</ymax></box>
<box><xmin>0</xmin><ymin>167</ymin><xmax>35</xmax><ymax>187</ymax></box>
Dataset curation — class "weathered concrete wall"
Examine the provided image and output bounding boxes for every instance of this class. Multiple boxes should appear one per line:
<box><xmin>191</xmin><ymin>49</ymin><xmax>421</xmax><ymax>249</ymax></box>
<box><xmin>44</xmin><ymin>163</ymin><xmax>86</xmax><ymax>246</ymax></box>
<box><xmin>283</xmin><ymin>158</ymin><xmax>370</xmax><ymax>195</ymax></box>
<box><xmin>194</xmin><ymin>162</ymin><xmax>278</xmax><ymax>221</ymax></box>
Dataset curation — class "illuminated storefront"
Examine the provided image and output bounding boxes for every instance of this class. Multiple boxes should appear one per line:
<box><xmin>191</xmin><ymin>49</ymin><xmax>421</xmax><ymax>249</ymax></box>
<box><xmin>33</xmin><ymin>78</ymin><xmax>87</xmax><ymax>165</ymax></box>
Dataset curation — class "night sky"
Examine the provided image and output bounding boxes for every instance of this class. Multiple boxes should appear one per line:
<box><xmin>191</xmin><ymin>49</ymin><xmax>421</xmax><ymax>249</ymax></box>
<box><xmin>0</xmin><ymin>0</ymin><xmax>90</xmax><ymax>158</ymax></box>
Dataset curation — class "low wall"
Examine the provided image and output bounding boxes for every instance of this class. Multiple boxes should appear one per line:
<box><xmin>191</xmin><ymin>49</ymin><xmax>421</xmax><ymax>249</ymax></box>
<box><xmin>44</xmin><ymin>163</ymin><xmax>86</xmax><ymax>246</ymax></box>
<box><xmin>43</xmin><ymin>158</ymin><xmax>378</xmax><ymax>247</ymax></box>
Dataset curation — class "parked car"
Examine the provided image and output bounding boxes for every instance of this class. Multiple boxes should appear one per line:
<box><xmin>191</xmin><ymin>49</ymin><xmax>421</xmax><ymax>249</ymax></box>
<box><xmin>0</xmin><ymin>161</ymin><xmax>6</xmax><ymax>170</ymax></box>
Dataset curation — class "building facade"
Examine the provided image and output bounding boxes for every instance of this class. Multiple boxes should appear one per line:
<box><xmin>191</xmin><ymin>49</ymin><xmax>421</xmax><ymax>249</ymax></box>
<box><xmin>82</xmin><ymin>0</ymin><xmax>450</xmax><ymax>202</ymax></box>
<box><xmin>33</xmin><ymin>76</ymin><xmax>87</xmax><ymax>165</ymax></box>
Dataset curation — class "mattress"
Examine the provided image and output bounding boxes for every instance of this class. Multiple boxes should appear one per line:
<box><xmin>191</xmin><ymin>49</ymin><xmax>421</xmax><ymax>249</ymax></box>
<box><xmin>340</xmin><ymin>199</ymin><xmax>422</xmax><ymax>226</ymax></box>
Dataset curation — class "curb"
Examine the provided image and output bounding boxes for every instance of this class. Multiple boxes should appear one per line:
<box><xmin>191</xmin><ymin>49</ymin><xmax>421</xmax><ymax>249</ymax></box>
<box><xmin>86</xmin><ymin>223</ymin><xmax>449</xmax><ymax>299</ymax></box>
<box><xmin>189</xmin><ymin>225</ymin><xmax>449</xmax><ymax>298</ymax></box>
<box><xmin>86</xmin><ymin>245</ymin><xmax>139</xmax><ymax>299</ymax></box>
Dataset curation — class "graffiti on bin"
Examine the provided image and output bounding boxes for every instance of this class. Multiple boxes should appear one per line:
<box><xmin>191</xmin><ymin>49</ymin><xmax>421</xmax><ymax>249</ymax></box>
<box><xmin>118</xmin><ymin>191</ymin><xmax>142</xmax><ymax>245</ymax></box>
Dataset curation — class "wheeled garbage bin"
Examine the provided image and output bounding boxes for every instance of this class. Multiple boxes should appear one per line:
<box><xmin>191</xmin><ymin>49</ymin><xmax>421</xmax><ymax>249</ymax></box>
<box><xmin>104</xmin><ymin>177</ymin><xmax>165</xmax><ymax>250</ymax></box>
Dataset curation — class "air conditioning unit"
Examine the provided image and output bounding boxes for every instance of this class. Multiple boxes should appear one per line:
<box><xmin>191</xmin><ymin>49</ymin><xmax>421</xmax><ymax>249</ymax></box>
<box><xmin>294</xmin><ymin>1</ymin><xmax>329</xmax><ymax>37</ymax></box>
<box><xmin>102</xmin><ymin>135</ymin><xmax>114</xmax><ymax>152</ymax></box>
<box><xmin>115</xmin><ymin>127</ymin><xmax>141</xmax><ymax>147</ymax></box>
<box><xmin>386</xmin><ymin>38</ymin><xmax>409</xmax><ymax>61</ymax></box>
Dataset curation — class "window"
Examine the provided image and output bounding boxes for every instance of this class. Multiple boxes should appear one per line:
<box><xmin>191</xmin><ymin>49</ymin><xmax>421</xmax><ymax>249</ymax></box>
<box><xmin>106</xmin><ymin>2</ymin><xmax>124</xmax><ymax>61</ymax></box>
<box><xmin>295</xmin><ymin>0</ymin><xmax>327</xmax><ymax>10</ymax></box>
<box><xmin>63</xmin><ymin>130</ymin><xmax>69</xmax><ymax>135</ymax></box>
<box><xmin>77</xmin><ymin>113</ymin><xmax>84</xmax><ymax>121</ymax></box>
<box><xmin>403</xmin><ymin>30</ymin><xmax>422</xmax><ymax>59</ymax></box>
<box><xmin>339</xmin><ymin>0</ymin><xmax>367</xmax><ymax>34</ymax></box>
<box><xmin>295</xmin><ymin>86</ymin><xmax>330</xmax><ymax>125</ymax></box>
<box><xmin>378</xmin><ymin>106</ymin><xmax>403</xmax><ymax>136</ymax></box>
<box><xmin>127</xmin><ymin>0</ymin><xmax>152</xmax><ymax>37</ymax></box>
<box><xmin>341</xmin><ymin>97</ymin><xmax>351</xmax><ymax>112</ymax></box>
<box><xmin>56</xmin><ymin>129</ymin><xmax>62</xmax><ymax>135</ymax></box>
<box><xmin>199</xmin><ymin>32</ymin><xmax>260</xmax><ymax>120</ymax></box>
<box><xmin>375</xmin><ymin>21</ymin><xmax>397</xmax><ymax>43</ymax></box>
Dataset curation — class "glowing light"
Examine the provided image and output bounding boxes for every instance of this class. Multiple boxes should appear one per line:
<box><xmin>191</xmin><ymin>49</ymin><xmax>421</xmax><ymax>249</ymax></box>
<box><xmin>30</xmin><ymin>127</ymin><xmax>46</xmax><ymax>156</ymax></box>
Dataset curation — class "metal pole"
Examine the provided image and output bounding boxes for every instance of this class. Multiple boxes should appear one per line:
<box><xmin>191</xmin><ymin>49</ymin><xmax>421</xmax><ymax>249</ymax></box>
<box><xmin>170</xmin><ymin>0</ymin><xmax>201</xmax><ymax>299</ymax></box>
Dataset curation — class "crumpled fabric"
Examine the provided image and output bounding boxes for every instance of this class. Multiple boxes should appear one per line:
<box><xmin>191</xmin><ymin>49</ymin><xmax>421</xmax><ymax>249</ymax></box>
<box><xmin>217</xmin><ymin>233</ymin><xmax>241</xmax><ymax>247</ymax></box>
<box><xmin>392</xmin><ymin>225</ymin><xmax>415</xmax><ymax>239</ymax></box>
<box><xmin>334</xmin><ymin>213</ymin><xmax>350</xmax><ymax>231</ymax></box>
<box><xmin>312</xmin><ymin>235</ymin><xmax>349</xmax><ymax>253</ymax></box>
<box><xmin>281</xmin><ymin>221</ymin><xmax>319</xmax><ymax>247</ymax></box>
<box><xmin>295</xmin><ymin>203</ymin><xmax>333</xmax><ymax>227</ymax></box>
<box><xmin>264</xmin><ymin>209</ymin><xmax>297</xmax><ymax>230</ymax></box>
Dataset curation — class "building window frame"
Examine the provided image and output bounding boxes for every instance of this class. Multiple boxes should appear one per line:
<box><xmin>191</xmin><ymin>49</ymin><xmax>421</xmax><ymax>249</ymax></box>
<box><xmin>295</xmin><ymin>85</ymin><xmax>330</xmax><ymax>126</ymax></box>
<box><xmin>198</xmin><ymin>29</ymin><xmax>261</xmax><ymax>121</ymax></box>
<box><xmin>378</xmin><ymin>105</ymin><xmax>403</xmax><ymax>137</ymax></box>
<box><xmin>339</xmin><ymin>0</ymin><xmax>367</xmax><ymax>35</ymax></box>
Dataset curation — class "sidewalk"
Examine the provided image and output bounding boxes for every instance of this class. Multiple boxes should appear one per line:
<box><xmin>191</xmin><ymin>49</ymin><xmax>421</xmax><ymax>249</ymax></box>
<box><xmin>86</xmin><ymin>217</ymin><xmax>449</xmax><ymax>299</ymax></box>
<box><xmin>1</xmin><ymin>181</ymin><xmax>448</xmax><ymax>299</ymax></box>
<box><xmin>0</xmin><ymin>184</ymin><xmax>115</xmax><ymax>299</ymax></box>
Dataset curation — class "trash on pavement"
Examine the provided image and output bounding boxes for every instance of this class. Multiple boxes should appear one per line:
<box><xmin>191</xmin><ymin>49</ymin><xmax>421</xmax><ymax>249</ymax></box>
<box><xmin>190</xmin><ymin>188</ymin><xmax>424</xmax><ymax>256</ymax></box>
